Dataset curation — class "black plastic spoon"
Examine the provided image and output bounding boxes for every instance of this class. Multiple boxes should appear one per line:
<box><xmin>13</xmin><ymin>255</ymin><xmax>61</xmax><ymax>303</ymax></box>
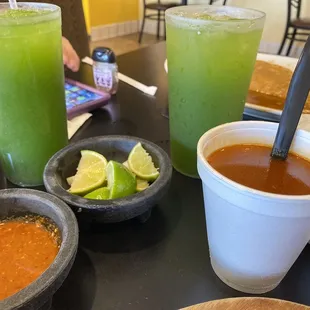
<box><xmin>271</xmin><ymin>36</ymin><xmax>310</xmax><ymax>160</ymax></box>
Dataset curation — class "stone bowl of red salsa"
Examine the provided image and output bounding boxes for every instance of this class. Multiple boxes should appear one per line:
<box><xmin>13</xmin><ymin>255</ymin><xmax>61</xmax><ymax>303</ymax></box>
<box><xmin>0</xmin><ymin>189</ymin><xmax>78</xmax><ymax>310</ymax></box>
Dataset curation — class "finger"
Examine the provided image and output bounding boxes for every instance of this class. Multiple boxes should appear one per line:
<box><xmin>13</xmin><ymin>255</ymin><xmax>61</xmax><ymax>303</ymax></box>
<box><xmin>66</xmin><ymin>54</ymin><xmax>80</xmax><ymax>72</ymax></box>
<box><xmin>69</xmin><ymin>51</ymin><xmax>80</xmax><ymax>72</ymax></box>
<box><xmin>63</xmin><ymin>53</ymin><xmax>69</xmax><ymax>66</ymax></box>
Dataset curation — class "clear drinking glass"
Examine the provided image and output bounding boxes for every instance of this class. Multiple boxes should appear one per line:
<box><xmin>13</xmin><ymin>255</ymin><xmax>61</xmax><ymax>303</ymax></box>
<box><xmin>0</xmin><ymin>3</ymin><xmax>68</xmax><ymax>186</ymax></box>
<box><xmin>166</xmin><ymin>5</ymin><xmax>265</xmax><ymax>178</ymax></box>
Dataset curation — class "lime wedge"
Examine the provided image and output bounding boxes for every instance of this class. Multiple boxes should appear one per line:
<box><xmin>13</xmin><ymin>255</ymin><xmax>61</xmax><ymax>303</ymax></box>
<box><xmin>66</xmin><ymin>176</ymin><xmax>75</xmax><ymax>186</ymax></box>
<box><xmin>84</xmin><ymin>187</ymin><xmax>110</xmax><ymax>200</ymax></box>
<box><xmin>128</xmin><ymin>143</ymin><xmax>159</xmax><ymax>181</ymax></box>
<box><xmin>106</xmin><ymin>160</ymin><xmax>136</xmax><ymax>199</ymax></box>
<box><xmin>68</xmin><ymin>150</ymin><xmax>107</xmax><ymax>195</ymax></box>
<box><xmin>136</xmin><ymin>178</ymin><xmax>149</xmax><ymax>192</ymax></box>
<box><xmin>124</xmin><ymin>161</ymin><xmax>150</xmax><ymax>192</ymax></box>
<box><xmin>77</xmin><ymin>150</ymin><xmax>107</xmax><ymax>171</ymax></box>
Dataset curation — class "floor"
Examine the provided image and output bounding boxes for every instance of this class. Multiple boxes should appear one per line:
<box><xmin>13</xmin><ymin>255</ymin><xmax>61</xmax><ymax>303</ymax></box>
<box><xmin>90</xmin><ymin>33</ymin><xmax>164</xmax><ymax>56</ymax></box>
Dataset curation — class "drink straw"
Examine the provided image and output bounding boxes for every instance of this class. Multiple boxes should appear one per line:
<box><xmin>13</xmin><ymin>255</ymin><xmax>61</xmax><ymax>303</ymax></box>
<box><xmin>9</xmin><ymin>0</ymin><xmax>18</xmax><ymax>9</ymax></box>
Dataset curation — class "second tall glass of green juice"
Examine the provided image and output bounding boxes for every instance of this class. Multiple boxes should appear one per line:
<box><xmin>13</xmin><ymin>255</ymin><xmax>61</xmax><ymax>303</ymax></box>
<box><xmin>0</xmin><ymin>3</ymin><xmax>68</xmax><ymax>186</ymax></box>
<box><xmin>166</xmin><ymin>6</ymin><xmax>265</xmax><ymax>178</ymax></box>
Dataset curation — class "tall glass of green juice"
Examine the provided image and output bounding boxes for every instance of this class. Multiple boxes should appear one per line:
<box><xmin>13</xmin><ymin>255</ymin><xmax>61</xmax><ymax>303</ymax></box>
<box><xmin>166</xmin><ymin>6</ymin><xmax>265</xmax><ymax>178</ymax></box>
<box><xmin>0</xmin><ymin>3</ymin><xmax>68</xmax><ymax>186</ymax></box>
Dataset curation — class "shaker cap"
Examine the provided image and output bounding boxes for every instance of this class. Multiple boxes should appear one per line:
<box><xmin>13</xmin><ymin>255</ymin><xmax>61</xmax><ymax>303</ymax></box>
<box><xmin>92</xmin><ymin>47</ymin><xmax>116</xmax><ymax>63</ymax></box>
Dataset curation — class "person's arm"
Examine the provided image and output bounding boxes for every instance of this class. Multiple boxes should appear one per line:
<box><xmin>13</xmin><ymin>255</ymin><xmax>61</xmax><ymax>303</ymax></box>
<box><xmin>62</xmin><ymin>37</ymin><xmax>80</xmax><ymax>72</ymax></box>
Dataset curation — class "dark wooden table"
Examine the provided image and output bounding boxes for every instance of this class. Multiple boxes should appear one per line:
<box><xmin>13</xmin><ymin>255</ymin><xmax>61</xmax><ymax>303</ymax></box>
<box><xmin>52</xmin><ymin>42</ymin><xmax>310</xmax><ymax>310</ymax></box>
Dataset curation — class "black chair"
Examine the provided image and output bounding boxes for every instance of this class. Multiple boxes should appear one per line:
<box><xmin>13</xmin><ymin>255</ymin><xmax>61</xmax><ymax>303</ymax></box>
<box><xmin>139</xmin><ymin>0</ymin><xmax>181</xmax><ymax>43</ymax></box>
<box><xmin>138</xmin><ymin>0</ymin><xmax>228</xmax><ymax>43</ymax></box>
<box><xmin>278</xmin><ymin>0</ymin><xmax>310</xmax><ymax>56</ymax></box>
<box><xmin>210</xmin><ymin>0</ymin><xmax>228</xmax><ymax>4</ymax></box>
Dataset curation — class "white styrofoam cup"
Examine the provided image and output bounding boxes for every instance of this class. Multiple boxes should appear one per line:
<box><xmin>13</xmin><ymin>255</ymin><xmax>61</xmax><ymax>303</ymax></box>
<box><xmin>197</xmin><ymin>121</ymin><xmax>310</xmax><ymax>294</ymax></box>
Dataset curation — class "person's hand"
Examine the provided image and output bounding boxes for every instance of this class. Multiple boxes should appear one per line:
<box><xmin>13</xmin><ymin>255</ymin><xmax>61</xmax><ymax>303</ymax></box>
<box><xmin>62</xmin><ymin>37</ymin><xmax>80</xmax><ymax>72</ymax></box>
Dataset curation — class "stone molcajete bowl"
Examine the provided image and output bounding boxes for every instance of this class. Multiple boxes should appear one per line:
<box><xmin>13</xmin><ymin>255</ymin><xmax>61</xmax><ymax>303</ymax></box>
<box><xmin>0</xmin><ymin>189</ymin><xmax>78</xmax><ymax>310</ymax></box>
<box><xmin>43</xmin><ymin>135</ymin><xmax>172</xmax><ymax>223</ymax></box>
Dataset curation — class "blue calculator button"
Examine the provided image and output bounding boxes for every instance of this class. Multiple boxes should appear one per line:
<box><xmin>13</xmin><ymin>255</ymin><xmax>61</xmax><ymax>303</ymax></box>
<box><xmin>66</xmin><ymin>103</ymin><xmax>75</xmax><ymax>109</ymax></box>
<box><xmin>71</xmin><ymin>86</ymin><xmax>80</xmax><ymax>92</ymax></box>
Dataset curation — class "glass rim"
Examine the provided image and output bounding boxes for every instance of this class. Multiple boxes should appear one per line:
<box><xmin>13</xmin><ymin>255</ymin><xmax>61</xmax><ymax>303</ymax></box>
<box><xmin>165</xmin><ymin>5</ymin><xmax>265</xmax><ymax>24</ymax></box>
<box><xmin>0</xmin><ymin>2</ymin><xmax>60</xmax><ymax>24</ymax></box>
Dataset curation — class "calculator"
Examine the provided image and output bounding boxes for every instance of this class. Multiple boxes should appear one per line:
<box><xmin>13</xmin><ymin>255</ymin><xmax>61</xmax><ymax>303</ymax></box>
<box><xmin>65</xmin><ymin>78</ymin><xmax>111</xmax><ymax>119</ymax></box>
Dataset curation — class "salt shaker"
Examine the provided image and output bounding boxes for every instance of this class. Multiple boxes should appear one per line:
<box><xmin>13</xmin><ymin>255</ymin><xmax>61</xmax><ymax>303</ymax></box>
<box><xmin>92</xmin><ymin>47</ymin><xmax>118</xmax><ymax>95</ymax></box>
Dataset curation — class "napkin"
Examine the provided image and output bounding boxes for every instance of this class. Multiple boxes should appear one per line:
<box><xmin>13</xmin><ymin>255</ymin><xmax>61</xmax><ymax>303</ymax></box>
<box><xmin>82</xmin><ymin>57</ymin><xmax>157</xmax><ymax>96</ymax></box>
<box><xmin>67</xmin><ymin>113</ymin><xmax>92</xmax><ymax>139</ymax></box>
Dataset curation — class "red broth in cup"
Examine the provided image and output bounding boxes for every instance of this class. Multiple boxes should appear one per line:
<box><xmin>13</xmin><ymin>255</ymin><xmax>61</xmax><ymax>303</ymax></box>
<box><xmin>207</xmin><ymin>144</ymin><xmax>310</xmax><ymax>195</ymax></box>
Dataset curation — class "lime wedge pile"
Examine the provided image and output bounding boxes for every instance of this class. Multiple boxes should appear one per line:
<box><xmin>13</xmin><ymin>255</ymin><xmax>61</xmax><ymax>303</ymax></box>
<box><xmin>84</xmin><ymin>187</ymin><xmax>110</xmax><ymax>200</ymax></box>
<box><xmin>128</xmin><ymin>143</ymin><xmax>159</xmax><ymax>181</ymax></box>
<box><xmin>106</xmin><ymin>161</ymin><xmax>136</xmax><ymax>199</ymax></box>
<box><xmin>67</xmin><ymin>143</ymin><xmax>159</xmax><ymax>200</ymax></box>
<box><xmin>68</xmin><ymin>150</ymin><xmax>107</xmax><ymax>195</ymax></box>
<box><xmin>123</xmin><ymin>160</ymin><xmax>150</xmax><ymax>192</ymax></box>
<box><xmin>136</xmin><ymin>178</ymin><xmax>150</xmax><ymax>192</ymax></box>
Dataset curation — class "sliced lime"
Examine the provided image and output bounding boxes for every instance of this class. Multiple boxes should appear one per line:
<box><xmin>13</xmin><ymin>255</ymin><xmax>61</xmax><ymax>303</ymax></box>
<box><xmin>122</xmin><ymin>161</ymin><xmax>129</xmax><ymax>169</ymax></box>
<box><xmin>128</xmin><ymin>143</ymin><xmax>159</xmax><ymax>181</ymax></box>
<box><xmin>68</xmin><ymin>150</ymin><xmax>107</xmax><ymax>195</ymax></box>
<box><xmin>77</xmin><ymin>150</ymin><xmax>107</xmax><ymax>171</ymax></box>
<box><xmin>66</xmin><ymin>176</ymin><xmax>75</xmax><ymax>186</ymax></box>
<box><xmin>84</xmin><ymin>187</ymin><xmax>110</xmax><ymax>200</ymax></box>
<box><xmin>106</xmin><ymin>160</ymin><xmax>136</xmax><ymax>199</ymax></box>
<box><xmin>124</xmin><ymin>160</ymin><xmax>150</xmax><ymax>192</ymax></box>
<box><xmin>136</xmin><ymin>178</ymin><xmax>149</xmax><ymax>192</ymax></box>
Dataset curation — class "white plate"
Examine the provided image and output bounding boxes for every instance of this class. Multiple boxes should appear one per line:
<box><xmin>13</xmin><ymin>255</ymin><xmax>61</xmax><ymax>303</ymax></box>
<box><xmin>164</xmin><ymin>54</ymin><xmax>298</xmax><ymax>121</ymax></box>
<box><xmin>244</xmin><ymin>53</ymin><xmax>298</xmax><ymax>120</ymax></box>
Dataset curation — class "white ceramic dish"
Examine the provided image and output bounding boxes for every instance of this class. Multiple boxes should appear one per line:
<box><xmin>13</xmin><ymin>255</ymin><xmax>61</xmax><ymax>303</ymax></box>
<box><xmin>164</xmin><ymin>53</ymin><xmax>298</xmax><ymax>121</ymax></box>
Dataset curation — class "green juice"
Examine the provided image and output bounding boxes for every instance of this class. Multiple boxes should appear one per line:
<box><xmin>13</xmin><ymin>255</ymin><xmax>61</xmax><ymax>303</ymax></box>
<box><xmin>0</xmin><ymin>4</ymin><xmax>68</xmax><ymax>186</ymax></box>
<box><xmin>166</xmin><ymin>6</ymin><xmax>265</xmax><ymax>178</ymax></box>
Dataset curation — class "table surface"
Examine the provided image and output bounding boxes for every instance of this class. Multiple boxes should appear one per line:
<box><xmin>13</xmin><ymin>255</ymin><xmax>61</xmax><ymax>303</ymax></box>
<box><xmin>51</xmin><ymin>42</ymin><xmax>310</xmax><ymax>310</ymax></box>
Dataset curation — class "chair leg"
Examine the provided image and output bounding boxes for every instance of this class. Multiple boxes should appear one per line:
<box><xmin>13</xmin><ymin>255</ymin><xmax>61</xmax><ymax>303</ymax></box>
<box><xmin>278</xmin><ymin>25</ymin><xmax>289</xmax><ymax>55</ymax></box>
<box><xmin>286</xmin><ymin>28</ymin><xmax>297</xmax><ymax>56</ymax></box>
<box><xmin>157</xmin><ymin>11</ymin><xmax>160</xmax><ymax>40</ymax></box>
<box><xmin>138</xmin><ymin>15</ymin><xmax>146</xmax><ymax>44</ymax></box>
<box><xmin>164</xmin><ymin>19</ymin><xmax>167</xmax><ymax>40</ymax></box>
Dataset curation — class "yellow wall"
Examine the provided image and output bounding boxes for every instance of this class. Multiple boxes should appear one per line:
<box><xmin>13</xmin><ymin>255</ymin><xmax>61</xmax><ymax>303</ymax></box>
<box><xmin>83</xmin><ymin>0</ymin><xmax>139</xmax><ymax>30</ymax></box>
<box><xmin>82</xmin><ymin>0</ymin><xmax>90</xmax><ymax>33</ymax></box>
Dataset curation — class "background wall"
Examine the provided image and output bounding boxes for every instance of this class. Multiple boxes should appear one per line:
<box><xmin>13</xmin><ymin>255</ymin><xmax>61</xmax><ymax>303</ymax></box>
<box><xmin>84</xmin><ymin>0</ymin><xmax>310</xmax><ymax>54</ymax></box>
<box><xmin>140</xmin><ymin>0</ymin><xmax>310</xmax><ymax>55</ymax></box>
<box><xmin>89</xmin><ymin>0</ymin><xmax>139</xmax><ymax>26</ymax></box>
<box><xmin>83</xmin><ymin>0</ymin><xmax>140</xmax><ymax>41</ymax></box>
<box><xmin>227</xmin><ymin>0</ymin><xmax>310</xmax><ymax>54</ymax></box>
<box><xmin>82</xmin><ymin>0</ymin><xmax>90</xmax><ymax>34</ymax></box>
